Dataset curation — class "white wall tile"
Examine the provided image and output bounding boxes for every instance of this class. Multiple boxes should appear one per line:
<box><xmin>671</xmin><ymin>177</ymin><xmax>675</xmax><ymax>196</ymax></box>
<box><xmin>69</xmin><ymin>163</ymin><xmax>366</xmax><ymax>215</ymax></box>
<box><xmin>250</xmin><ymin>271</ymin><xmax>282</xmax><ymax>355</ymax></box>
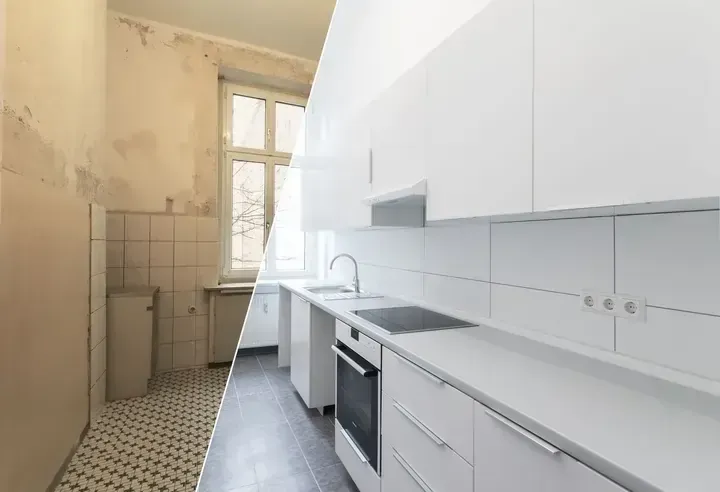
<box><xmin>197</xmin><ymin>266</ymin><xmax>218</xmax><ymax>289</ymax></box>
<box><xmin>150</xmin><ymin>241</ymin><xmax>174</xmax><ymax>267</ymax></box>
<box><xmin>90</xmin><ymin>204</ymin><xmax>106</xmax><ymax>240</ymax></box>
<box><xmin>195</xmin><ymin>289</ymin><xmax>209</xmax><ymax>315</ymax></box>
<box><xmin>157</xmin><ymin>344</ymin><xmax>173</xmax><ymax>372</ymax></box>
<box><xmin>423</xmin><ymin>274</ymin><xmax>490</xmax><ymax>319</ymax></box>
<box><xmin>173</xmin><ymin>341</ymin><xmax>196</xmax><ymax>368</ymax></box>
<box><xmin>125</xmin><ymin>241</ymin><xmax>149</xmax><ymax>268</ymax></box>
<box><xmin>90</xmin><ymin>372</ymin><xmax>106</xmax><ymax>420</ymax></box>
<box><xmin>174</xmin><ymin>242</ymin><xmax>197</xmax><ymax>267</ymax></box>
<box><xmin>491</xmin><ymin>284</ymin><xmax>615</xmax><ymax>350</ymax></box>
<box><xmin>90</xmin><ymin>338</ymin><xmax>106</xmax><ymax>385</ymax></box>
<box><xmin>173</xmin><ymin>316</ymin><xmax>195</xmax><ymax>342</ymax></box>
<box><xmin>197</xmin><ymin>242</ymin><xmax>220</xmax><ymax>267</ymax></box>
<box><xmin>124</xmin><ymin>267</ymin><xmax>149</xmax><ymax>287</ymax></box>
<box><xmin>107</xmin><ymin>241</ymin><xmax>125</xmax><ymax>268</ymax></box>
<box><xmin>90</xmin><ymin>273</ymin><xmax>106</xmax><ymax>313</ymax></box>
<box><xmin>491</xmin><ymin>217</ymin><xmax>614</xmax><ymax>294</ymax></box>
<box><xmin>361</xmin><ymin>228</ymin><xmax>425</xmax><ymax>271</ymax></box>
<box><xmin>359</xmin><ymin>264</ymin><xmax>423</xmax><ymax>299</ymax></box>
<box><xmin>174</xmin><ymin>216</ymin><xmax>197</xmax><ymax>242</ymax></box>
<box><xmin>90</xmin><ymin>305</ymin><xmax>107</xmax><ymax>349</ymax></box>
<box><xmin>157</xmin><ymin>292</ymin><xmax>174</xmax><ymax>319</ymax></box>
<box><xmin>174</xmin><ymin>291</ymin><xmax>195</xmax><ymax>317</ymax></box>
<box><xmin>150</xmin><ymin>267</ymin><xmax>174</xmax><ymax>292</ymax></box>
<box><xmin>195</xmin><ymin>339</ymin><xmax>209</xmax><ymax>365</ymax></box>
<box><xmin>125</xmin><ymin>214</ymin><xmax>150</xmax><ymax>241</ymax></box>
<box><xmin>174</xmin><ymin>267</ymin><xmax>197</xmax><ymax>292</ymax></box>
<box><xmin>107</xmin><ymin>267</ymin><xmax>124</xmax><ymax>289</ymax></box>
<box><xmin>616</xmin><ymin>211</ymin><xmax>720</xmax><ymax>315</ymax></box>
<box><xmin>106</xmin><ymin>213</ymin><xmax>125</xmax><ymax>241</ymax></box>
<box><xmin>150</xmin><ymin>215</ymin><xmax>174</xmax><ymax>241</ymax></box>
<box><xmin>91</xmin><ymin>240</ymin><xmax>106</xmax><ymax>277</ymax></box>
<box><xmin>617</xmin><ymin>307</ymin><xmax>720</xmax><ymax>381</ymax></box>
<box><xmin>197</xmin><ymin>217</ymin><xmax>219</xmax><ymax>242</ymax></box>
<box><xmin>158</xmin><ymin>318</ymin><xmax>173</xmax><ymax>344</ymax></box>
<box><xmin>424</xmin><ymin>222</ymin><xmax>490</xmax><ymax>280</ymax></box>
<box><xmin>195</xmin><ymin>315</ymin><xmax>209</xmax><ymax>339</ymax></box>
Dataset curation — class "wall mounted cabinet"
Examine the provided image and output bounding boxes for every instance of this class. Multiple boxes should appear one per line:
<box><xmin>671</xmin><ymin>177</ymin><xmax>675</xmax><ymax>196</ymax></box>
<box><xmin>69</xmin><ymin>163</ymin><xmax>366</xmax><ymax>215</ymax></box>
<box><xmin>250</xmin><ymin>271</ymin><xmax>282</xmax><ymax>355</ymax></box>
<box><xmin>533</xmin><ymin>0</ymin><xmax>720</xmax><ymax>211</ymax></box>
<box><xmin>426</xmin><ymin>0</ymin><xmax>533</xmax><ymax>221</ymax></box>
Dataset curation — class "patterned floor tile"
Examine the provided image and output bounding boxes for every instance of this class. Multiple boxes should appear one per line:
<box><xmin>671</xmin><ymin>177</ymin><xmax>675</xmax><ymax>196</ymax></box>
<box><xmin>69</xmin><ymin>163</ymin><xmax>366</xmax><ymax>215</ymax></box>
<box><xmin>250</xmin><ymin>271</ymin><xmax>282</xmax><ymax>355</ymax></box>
<box><xmin>55</xmin><ymin>367</ymin><xmax>229</xmax><ymax>492</ymax></box>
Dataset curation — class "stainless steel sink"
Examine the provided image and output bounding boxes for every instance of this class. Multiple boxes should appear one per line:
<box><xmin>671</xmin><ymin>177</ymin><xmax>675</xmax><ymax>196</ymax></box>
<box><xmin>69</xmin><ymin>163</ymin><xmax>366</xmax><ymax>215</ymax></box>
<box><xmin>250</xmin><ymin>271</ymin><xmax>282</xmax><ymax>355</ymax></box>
<box><xmin>305</xmin><ymin>286</ymin><xmax>355</xmax><ymax>295</ymax></box>
<box><xmin>304</xmin><ymin>285</ymin><xmax>382</xmax><ymax>301</ymax></box>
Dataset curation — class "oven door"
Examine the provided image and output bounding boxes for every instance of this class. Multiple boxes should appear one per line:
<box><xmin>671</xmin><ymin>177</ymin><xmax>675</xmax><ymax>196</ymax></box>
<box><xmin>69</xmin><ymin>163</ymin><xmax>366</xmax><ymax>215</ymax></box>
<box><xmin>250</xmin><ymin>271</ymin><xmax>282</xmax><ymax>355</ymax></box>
<box><xmin>332</xmin><ymin>342</ymin><xmax>380</xmax><ymax>473</ymax></box>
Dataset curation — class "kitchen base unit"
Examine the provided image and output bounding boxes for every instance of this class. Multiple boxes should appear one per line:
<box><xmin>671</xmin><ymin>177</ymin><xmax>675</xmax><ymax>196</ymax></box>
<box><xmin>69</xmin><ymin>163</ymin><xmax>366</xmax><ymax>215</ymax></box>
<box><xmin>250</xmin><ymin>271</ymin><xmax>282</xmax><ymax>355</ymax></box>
<box><xmin>289</xmin><ymin>293</ymin><xmax>336</xmax><ymax>411</ymax></box>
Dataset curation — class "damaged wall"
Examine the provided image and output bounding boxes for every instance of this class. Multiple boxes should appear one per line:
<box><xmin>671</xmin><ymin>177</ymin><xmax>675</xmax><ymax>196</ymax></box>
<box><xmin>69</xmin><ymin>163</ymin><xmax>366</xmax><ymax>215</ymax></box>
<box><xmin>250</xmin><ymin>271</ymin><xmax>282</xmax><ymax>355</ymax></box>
<box><xmin>0</xmin><ymin>0</ymin><xmax>107</xmax><ymax>491</ymax></box>
<box><xmin>105</xmin><ymin>12</ymin><xmax>316</xmax><ymax>216</ymax></box>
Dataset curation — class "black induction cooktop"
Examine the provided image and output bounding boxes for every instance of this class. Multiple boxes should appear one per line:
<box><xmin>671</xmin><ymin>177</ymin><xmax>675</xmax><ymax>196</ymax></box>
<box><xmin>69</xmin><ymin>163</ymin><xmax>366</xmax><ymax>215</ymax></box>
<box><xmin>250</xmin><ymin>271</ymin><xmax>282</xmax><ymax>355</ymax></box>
<box><xmin>349</xmin><ymin>306</ymin><xmax>476</xmax><ymax>334</ymax></box>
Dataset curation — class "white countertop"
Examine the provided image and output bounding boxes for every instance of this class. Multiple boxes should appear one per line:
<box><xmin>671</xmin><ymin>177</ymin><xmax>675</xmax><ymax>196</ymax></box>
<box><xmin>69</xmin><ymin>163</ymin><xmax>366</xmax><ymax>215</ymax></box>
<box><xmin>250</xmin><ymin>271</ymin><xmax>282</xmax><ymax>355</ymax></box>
<box><xmin>280</xmin><ymin>279</ymin><xmax>720</xmax><ymax>492</ymax></box>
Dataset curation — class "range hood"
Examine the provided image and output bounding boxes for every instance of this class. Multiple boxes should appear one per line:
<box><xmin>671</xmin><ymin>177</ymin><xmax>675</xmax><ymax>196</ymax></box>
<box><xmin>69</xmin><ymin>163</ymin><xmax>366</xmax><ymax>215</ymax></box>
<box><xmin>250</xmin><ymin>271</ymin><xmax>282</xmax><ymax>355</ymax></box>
<box><xmin>362</xmin><ymin>179</ymin><xmax>426</xmax><ymax>227</ymax></box>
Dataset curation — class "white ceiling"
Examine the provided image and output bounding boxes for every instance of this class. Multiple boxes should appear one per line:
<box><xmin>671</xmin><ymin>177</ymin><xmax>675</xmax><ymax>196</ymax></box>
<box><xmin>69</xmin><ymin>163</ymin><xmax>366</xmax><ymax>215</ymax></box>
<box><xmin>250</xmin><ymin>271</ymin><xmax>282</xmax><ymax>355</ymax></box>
<box><xmin>108</xmin><ymin>0</ymin><xmax>336</xmax><ymax>60</ymax></box>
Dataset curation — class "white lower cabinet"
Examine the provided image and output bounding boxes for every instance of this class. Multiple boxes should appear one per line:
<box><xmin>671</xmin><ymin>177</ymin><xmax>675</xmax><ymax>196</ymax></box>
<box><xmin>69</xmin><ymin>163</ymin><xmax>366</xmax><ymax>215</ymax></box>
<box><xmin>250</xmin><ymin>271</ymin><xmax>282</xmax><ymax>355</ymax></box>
<box><xmin>473</xmin><ymin>401</ymin><xmax>627</xmax><ymax>491</ymax></box>
<box><xmin>382</xmin><ymin>392</ymin><xmax>473</xmax><ymax>492</ymax></box>
<box><xmin>336</xmin><ymin>420</ymin><xmax>381</xmax><ymax>492</ymax></box>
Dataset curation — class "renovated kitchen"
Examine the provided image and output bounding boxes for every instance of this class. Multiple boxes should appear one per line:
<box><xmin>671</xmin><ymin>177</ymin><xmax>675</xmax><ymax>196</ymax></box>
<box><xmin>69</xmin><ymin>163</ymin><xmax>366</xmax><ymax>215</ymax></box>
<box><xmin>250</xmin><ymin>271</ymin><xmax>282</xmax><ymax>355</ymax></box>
<box><xmin>199</xmin><ymin>0</ymin><xmax>720</xmax><ymax>492</ymax></box>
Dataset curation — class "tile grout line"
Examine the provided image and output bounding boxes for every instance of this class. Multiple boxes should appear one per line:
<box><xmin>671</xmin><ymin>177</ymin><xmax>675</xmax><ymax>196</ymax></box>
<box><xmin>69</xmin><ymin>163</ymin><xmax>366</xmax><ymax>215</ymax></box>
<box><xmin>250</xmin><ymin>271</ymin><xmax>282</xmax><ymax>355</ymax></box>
<box><xmin>257</xmin><ymin>355</ymin><xmax>326</xmax><ymax>492</ymax></box>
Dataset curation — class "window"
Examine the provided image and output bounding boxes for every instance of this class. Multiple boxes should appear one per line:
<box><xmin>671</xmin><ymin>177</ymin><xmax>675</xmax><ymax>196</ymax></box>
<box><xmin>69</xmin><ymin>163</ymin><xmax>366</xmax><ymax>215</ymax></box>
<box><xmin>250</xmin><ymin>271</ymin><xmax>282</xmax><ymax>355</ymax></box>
<box><xmin>220</xmin><ymin>84</ymin><xmax>312</xmax><ymax>280</ymax></box>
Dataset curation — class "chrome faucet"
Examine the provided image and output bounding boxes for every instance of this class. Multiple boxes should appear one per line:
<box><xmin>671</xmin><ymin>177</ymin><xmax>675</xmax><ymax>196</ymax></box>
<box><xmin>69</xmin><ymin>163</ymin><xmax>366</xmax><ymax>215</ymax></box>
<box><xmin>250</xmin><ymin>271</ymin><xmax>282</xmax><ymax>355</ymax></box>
<box><xmin>330</xmin><ymin>253</ymin><xmax>360</xmax><ymax>293</ymax></box>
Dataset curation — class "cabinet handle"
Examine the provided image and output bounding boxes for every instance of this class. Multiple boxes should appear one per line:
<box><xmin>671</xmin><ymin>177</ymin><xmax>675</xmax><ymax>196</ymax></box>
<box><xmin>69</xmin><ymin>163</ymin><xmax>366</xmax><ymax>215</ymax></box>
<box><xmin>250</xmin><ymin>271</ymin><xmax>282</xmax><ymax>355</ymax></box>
<box><xmin>331</xmin><ymin>345</ymin><xmax>375</xmax><ymax>377</ymax></box>
<box><xmin>484</xmin><ymin>408</ymin><xmax>560</xmax><ymax>455</ymax></box>
<box><xmin>368</xmin><ymin>148</ymin><xmax>373</xmax><ymax>184</ymax></box>
<box><xmin>395</xmin><ymin>354</ymin><xmax>444</xmax><ymax>385</ymax></box>
<box><xmin>340</xmin><ymin>427</ymin><xmax>368</xmax><ymax>464</ymax></box>
<box><xmin>392</xmin><ymin>449</ymin><xmax>434</xmax><ymax>492</ymax></box>
<box><xmin>393</xmin><ymin>402</ymin><xmax>445</xmax><ymax>447</ymax></box>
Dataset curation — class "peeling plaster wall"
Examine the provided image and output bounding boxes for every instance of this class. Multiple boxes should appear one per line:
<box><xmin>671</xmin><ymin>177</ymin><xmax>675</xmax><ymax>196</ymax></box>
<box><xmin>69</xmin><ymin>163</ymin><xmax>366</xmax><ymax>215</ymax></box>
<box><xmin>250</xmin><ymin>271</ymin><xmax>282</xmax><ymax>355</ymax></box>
<box><xmin>1</xmin><ymin>1</ymin><xmax>107</xmax><ymax>491</ymax></box>
<box><xmin>105</xmin><ymin>12</ymin><xmax>316</xmax><ymax>216</ymax></box>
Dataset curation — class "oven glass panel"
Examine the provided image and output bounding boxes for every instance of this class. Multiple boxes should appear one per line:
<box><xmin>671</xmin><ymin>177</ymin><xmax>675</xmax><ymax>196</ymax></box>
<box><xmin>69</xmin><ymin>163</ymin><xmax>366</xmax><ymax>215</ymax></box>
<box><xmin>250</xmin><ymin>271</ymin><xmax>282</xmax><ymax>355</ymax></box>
<box><xmin>335</xmin><ymin>345</ymin><xmax>379</xmax><ymax>472</ymax></box>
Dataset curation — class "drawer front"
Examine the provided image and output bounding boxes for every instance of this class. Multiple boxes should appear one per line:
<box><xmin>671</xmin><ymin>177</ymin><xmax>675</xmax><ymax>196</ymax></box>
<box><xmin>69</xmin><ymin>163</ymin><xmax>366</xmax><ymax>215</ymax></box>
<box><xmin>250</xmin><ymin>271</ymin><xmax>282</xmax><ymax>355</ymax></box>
<box><xmin>381</xmin><ymin>438</ymin><xmax>427</xmax><ymax>492</ymax></box>
<box><xmin>382</xmin><ymin>348</ymin><xmax>474</xmax><ymax>462</ymax></box>
<box><xmin>335</xmin><ymin>419</ymin><xmax>381</xmax><ymax>492</ymax></box>
<box><xmin>382</xmin><ymin>392</ymin><xmax>473</xmax><ymax>492</ymax></box>
<box><xmin>336</xmin><ymin>320</ymin><xmax>382</xmax><ymax>368</ymax></box>
<box><xmin>474</xmin><ymin>401</ymin><xmax>628</xmax><ymax>492</ymax></box>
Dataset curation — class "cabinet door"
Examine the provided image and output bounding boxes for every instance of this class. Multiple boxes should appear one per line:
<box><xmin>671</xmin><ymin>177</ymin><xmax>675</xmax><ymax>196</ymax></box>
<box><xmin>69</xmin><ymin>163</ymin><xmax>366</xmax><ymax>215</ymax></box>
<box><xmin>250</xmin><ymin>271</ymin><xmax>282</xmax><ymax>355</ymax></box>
<box><xmin>290</xmin><ymin>294</ymin><xmax>312</xmax><ymax>406</ymax></box>
<box><xmin>426</xmin><ymin>0</ymin><xmax>533</xmax><ymax>221</ymax></box>
<box><xmin>534</xmin><ymin>0</ymin><xmax>720</xmax><ymax>211</ymax></box>
<box><xmin>238</xmin><ymin>293</ymin><xmax>279</xmax><ymax>349</ymax></box>
<box><xmin>369</xmin><ymin>62</ymin><xmax>428</xmax><ymax>195</ymax></box>
<box><xmin>474</xmin><ymin>402</ymin><xmax>627</xmax><ymax>492</ymax></box>
<box><xmin>334</xmin><ymin>110</ymin><xmax>372</xmax><ymax>228</ymax></box>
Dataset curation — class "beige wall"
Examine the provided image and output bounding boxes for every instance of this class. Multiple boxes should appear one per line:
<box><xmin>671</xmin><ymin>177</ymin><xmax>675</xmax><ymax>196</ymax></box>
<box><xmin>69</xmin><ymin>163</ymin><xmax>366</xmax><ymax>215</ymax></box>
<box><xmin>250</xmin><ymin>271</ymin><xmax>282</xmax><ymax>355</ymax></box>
<box><xmin>105</xmin><ymin>12</ymin><xmax>317</xmax><ymax>216</ymax></box>
<box><xmin>0</xmin><ymin>0</ymin><xmax>107</xmax><ymax>490</ymax></box>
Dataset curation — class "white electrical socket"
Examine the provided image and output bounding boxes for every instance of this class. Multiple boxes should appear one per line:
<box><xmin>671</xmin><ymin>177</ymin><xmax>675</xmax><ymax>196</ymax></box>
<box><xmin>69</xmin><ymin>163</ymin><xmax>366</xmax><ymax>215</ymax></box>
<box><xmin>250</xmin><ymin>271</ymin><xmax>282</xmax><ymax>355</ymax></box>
<box><xmin>581</xmin><ymin>290</ymin><xmax>646</xmax><ymax>322</ymax></box>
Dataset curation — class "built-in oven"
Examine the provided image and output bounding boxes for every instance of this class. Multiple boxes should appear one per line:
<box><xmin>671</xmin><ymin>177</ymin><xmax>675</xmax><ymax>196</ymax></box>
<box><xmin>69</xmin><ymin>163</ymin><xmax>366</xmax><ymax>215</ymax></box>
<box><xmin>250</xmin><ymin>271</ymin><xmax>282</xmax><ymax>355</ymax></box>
<box><xmin>332</xmin><ymin>322</ymin><xmax>382</xmax><ymax>477</ymax></box>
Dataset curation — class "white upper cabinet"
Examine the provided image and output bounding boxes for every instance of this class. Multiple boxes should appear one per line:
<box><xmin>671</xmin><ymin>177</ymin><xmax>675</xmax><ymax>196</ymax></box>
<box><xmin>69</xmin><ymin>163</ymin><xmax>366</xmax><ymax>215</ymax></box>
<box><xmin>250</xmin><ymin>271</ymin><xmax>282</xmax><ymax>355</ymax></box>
<box><xmin>534</xmin><ymin>0</ymin><xmax>720</xmax><ymax>211</ymax></box>
<box><xmin>426</xmin><ymin>0</ymin><xmax>534</xmax><ymax>221</ymax></box>
<box><xmin>369</xmin><ymin>62</ymin><xmax>428</xmax><ymax>196</ymax></box>
<box><xmin>334</xmin><ymin>111</ymin><xmax>372</xmax><ymax>229</ymax></box>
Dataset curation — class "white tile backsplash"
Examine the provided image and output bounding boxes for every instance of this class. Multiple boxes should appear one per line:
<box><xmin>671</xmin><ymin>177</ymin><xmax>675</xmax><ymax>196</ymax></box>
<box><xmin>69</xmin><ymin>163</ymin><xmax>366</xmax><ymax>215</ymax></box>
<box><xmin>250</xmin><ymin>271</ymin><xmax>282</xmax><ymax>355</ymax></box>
<box><xmin>616</xmin><ymin>211</ymin><xmax>720</xmax><ymax>315</ymax></box>
<box><xmin>125</xmin><ymin>214</ymin><xmax>150</xmax><ymax>241</ymax></box>
<box><xmin>491</xmin><ymin>283</ymin><xmax>615</xmax><ymax>350</ymax></box>
<box><xmin>423</xmin><ymin>274</ymin><xmax>490</xmax><ymax>319</ymax></box>
<box><xmin>617</xmin><ymin>307</ymin><xmax>720</xmax><ymax>381</ymax></box>
<box><xmin>332</xmin><ymin>205</ymin><xmax>720</xmax><ymax>381</ymax></box>
<box><xmin>150</xmin><ymin>215</ymin><xmax>174</xmax><ymax>242</ymax></box>
<box><xmin>424</xmin><ymin>222</ymin><xmax>490</xmax><ymax>280</ymax></box>
<box><xmin>491</xmin><ymin>217</ymin><xmax>615</xmax><ymax>295</ymax></box>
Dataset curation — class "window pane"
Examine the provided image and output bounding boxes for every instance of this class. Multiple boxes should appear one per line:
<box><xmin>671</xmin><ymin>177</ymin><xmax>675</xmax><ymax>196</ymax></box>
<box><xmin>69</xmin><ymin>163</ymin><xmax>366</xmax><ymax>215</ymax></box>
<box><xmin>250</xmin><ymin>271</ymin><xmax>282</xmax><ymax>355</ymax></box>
<box><xmin>231</xmin><ymin>160</ymin><xmax>265</xmax><ymax>270</ymax></box>
<box><xmin>275</xmin><ymin>102</ymin><xmax>305</xmax><ymax>153</ymax></box>
<box><xmin>232</xmin><ymin>95</ymin><xmax>266</xmax><ymax>149</ymax></box>
<box><xmin>274</xmin><ymin>164</ymin><xmax>305</xmax><ymax>270</ymax></box>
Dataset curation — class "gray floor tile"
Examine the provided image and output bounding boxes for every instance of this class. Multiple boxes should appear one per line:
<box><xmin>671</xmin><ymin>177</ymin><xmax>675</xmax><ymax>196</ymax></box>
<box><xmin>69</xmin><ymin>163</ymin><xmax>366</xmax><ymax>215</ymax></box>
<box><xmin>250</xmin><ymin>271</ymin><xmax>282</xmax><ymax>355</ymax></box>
<box><xmin>289</xmin><ymin>417</ymin><xmax>335</xmax><ymax>442</ymax></box>
<box><xmin>252</xmin><ymin>444</ymin><xmax>311</xmax><ymax>483</ymax></box>
<box><xmin>264</xmin><ymin>369</ymin><xmax>297</xmax><ymax>396</ymax></box>
<box><xmin>257</xmin><ymin>353</ymin><xmax>279</xmax><ymax>370</ymax></box>
<box><xmin>257</xmin><ymin>471</ymin><xmax>319</xmax><ymax>492</ymax></box>
<box><xmin>198</xmin><ymin>451</ymin><xmax>257</xmax><ymax>490</ymax></box>
<box><xmin>312</xmin><ymin>463</ymin><xmax>352</xmax><ymax>489</ymax></box>
<box><xmin>240</xmin><ymin>397</ymin><xmax>287</xmax><ymax>426</ymax></box>
<box><xmin>277</xmin><ymin>392</ymin><xmax>323</xmax><ymax>423</ymax></box>
<box><xmin>232</xmin><ymin>372</ymin><xmax>274</xmax><ymax>399</ymax></box>
<box><xmin>319</xmin><ymin>481</ymin><xmax>359</xmax><ymax>492</ymax></box>
<box><xmin>298</xmin><ymin>436</ymin><xmax>341</xmax><ymax>470</ymax></box>
<box><xmin>233</xmin><ymin>356</ymin><xmax>263</xmax><ymax>374</ymax></box>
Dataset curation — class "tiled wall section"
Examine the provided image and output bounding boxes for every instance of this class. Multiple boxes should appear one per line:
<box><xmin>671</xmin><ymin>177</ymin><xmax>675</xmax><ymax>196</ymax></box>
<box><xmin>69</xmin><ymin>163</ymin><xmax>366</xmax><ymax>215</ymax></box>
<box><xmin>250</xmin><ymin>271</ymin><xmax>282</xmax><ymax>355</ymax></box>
<box><xmin>331</xmin><ymin>208</ymin><xmax>720</xmax><ymax>382</ymax></box>
<box><xmin>106</xmin><ymin>212</ymin><xmax>220</xmax><ymax>372</ymax></box>
<box><xmin>90</xmin><ymin>204</ymin><xmax>107</xmax><ymax>420</ymax></box>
